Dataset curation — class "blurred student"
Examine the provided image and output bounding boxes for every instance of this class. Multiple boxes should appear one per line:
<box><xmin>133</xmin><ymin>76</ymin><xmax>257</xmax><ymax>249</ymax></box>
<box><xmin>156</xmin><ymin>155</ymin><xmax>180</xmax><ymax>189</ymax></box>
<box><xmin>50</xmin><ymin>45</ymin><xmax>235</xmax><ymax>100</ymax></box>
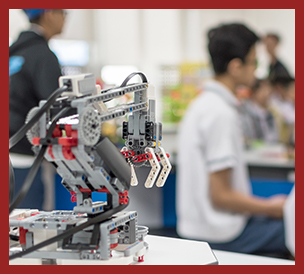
<box><xmin>270</xmin><ymin>75</ymin><xmax>295</xmax><ymax>146</ymax></box>
<box><xmin>264</xmin><ymin>33</ymin><xmax>290</xmax><ymax>81</ymax></box>
<box><xmin>241</xmin><ymin>78</ymin><xmax>278</xmax><ymax>144</ymax></box>
<box><xmin>9</xmin><ymin>9</ymin><xmax>66</xmax><ymax>210</ymax></box>
<box><xmin>176</xmin><ymin>23</ymin><xmax>290</xmax><ymax>257</ymax></box>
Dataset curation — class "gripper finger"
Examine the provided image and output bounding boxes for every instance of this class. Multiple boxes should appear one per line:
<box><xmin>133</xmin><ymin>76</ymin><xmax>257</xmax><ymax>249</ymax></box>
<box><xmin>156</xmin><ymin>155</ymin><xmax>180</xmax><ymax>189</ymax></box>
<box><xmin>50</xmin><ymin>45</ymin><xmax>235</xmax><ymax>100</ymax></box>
<box><xmin>156</xmin><ymin>147</ymin><xmax>172</xmax><ymax>187</ymax></box>
<box><xmin>121</xmin><ymin>146</ymin><xmax>138</xmax><ymax>186</ymax></box>
<box><xmin>144</xmin><ymin>147</ymin><xmax>161</xmax><ymax>188</ymax></box>
<box><xmin>130</xmin><ymin>165</ymin><xmax>138</xmax><ymax>186</ymax></box>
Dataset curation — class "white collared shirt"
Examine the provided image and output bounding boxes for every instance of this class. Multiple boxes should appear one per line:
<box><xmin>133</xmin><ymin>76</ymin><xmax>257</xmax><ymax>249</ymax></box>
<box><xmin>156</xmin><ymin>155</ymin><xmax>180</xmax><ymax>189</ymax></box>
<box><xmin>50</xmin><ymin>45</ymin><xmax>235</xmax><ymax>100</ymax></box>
<box><xmin>176</xmin><ymin>80</ymin><xmax>251</xmax><ymax>243</ymax></box>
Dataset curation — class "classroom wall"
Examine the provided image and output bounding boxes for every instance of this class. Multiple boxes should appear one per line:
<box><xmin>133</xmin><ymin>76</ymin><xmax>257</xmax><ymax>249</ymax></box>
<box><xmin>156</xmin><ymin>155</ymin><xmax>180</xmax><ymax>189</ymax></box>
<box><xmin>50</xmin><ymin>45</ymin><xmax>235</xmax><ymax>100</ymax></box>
<box><xmin>9</xmin><ymin>9</ymin><xmax>295</xmax><ymax>91</ymax></box>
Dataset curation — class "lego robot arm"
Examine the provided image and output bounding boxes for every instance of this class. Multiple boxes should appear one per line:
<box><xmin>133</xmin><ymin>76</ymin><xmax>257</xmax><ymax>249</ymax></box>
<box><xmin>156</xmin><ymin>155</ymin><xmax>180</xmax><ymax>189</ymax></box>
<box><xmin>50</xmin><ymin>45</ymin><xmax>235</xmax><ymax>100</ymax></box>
<box><xmin>9</xmin><ymin>72</ymin><xmax>171</xmax><ymax>263</ymax></box>
<box><xmin>25</xmin><ymin>73</ymin><xmax>171</xmax><ymax>216</ymax></box>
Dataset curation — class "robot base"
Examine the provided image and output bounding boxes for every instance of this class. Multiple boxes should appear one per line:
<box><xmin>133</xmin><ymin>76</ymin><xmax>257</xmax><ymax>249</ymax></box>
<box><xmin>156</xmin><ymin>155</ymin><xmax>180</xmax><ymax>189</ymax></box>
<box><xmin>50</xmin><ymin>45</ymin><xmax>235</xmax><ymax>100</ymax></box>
<box><xmin>9</xmin><ymin>209</ymin><xmax>149</xmax><ymax>265</ymax></box>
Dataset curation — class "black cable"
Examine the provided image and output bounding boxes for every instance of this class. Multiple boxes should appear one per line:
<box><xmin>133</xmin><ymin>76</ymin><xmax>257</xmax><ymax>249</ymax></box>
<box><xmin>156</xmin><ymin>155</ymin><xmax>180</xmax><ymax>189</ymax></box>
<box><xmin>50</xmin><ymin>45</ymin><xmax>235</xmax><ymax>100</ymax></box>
<box><xmin>101</xmin><ymin>72</ymin><xmax>148</xmax><ymax>103</ymax></box>
<box><xmin>9</xmin><ymin>85</ymin><xmax>68</xmax><ymax>213</ymax></box>
<box><xmin>9</xmin><ymin>107</ymin><xmax>70</xmax><ymax>215</ymax></box>
<box><xmin>9</xmin><ymin>202</ymin><xmax>128</xmax><ymax>260</ymax></box>
<box><xmin>9</xmin><ymin>85</ymin><xmax>68</xmax><ymax>150</ymax></box>
<box><xmin>9</xmin><ymin>146</ymin><xmax>47</xmax><ymax>215</ymax></box>
<box><xmin>120</xmin><ymin>72</ymin><xmax>148</xmax><ymax>87</ymax></box>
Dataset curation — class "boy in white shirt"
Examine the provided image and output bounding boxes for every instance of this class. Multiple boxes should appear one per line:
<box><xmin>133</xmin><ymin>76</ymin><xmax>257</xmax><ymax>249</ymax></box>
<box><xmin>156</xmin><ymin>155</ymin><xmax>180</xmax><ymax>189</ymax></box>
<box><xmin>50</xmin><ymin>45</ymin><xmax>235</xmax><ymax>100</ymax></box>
<box><xmin>176</xmin><ymin>23</ymin><xmax>290</xmax><ymax>257</ymax></box>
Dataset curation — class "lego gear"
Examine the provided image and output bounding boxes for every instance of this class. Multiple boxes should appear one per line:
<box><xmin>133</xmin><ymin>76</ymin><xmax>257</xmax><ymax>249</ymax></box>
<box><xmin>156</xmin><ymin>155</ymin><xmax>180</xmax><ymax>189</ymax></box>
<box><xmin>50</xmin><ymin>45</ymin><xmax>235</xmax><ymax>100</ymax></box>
<box><xmin>78</xmin><ymin>106</ymin><xmax>101</xmax><ymax>146</ymax></box>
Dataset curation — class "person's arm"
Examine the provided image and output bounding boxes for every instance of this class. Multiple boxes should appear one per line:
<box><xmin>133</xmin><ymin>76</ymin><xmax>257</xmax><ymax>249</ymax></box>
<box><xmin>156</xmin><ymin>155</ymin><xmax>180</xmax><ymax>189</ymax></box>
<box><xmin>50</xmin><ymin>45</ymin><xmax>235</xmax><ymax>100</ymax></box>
<box><xmin>209</xmin><ymin>168</ymin><xmax>286</xmax><ymax>218</ymax></box>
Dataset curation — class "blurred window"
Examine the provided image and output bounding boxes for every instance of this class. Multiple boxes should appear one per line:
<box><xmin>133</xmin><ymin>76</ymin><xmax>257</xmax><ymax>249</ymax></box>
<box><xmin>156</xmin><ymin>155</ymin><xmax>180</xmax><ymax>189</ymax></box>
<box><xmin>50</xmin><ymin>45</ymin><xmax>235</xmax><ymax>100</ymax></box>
<box><xmin>49</xmin><ymin>39</ymin><xmax>89</xmax><ymax>67</ymax></box>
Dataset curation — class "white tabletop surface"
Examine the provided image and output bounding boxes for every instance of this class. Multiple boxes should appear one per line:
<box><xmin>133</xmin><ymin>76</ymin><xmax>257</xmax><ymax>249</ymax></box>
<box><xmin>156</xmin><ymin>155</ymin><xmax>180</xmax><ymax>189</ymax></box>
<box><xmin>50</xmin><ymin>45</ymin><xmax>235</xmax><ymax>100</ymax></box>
<box><xmin>9</xmin><ymin>235</ymin><xmax>295</xmax><ymax>265</ymax></box>
<box><xmin>139</xmin><ymin>236</ymin><xmax>295</xmax><ymax>265</ymax></box>
<box><xmin>134</xmin><ymin>235</ymin><xmax>218</xmax><ymax>265</ymax></box>
<box><xmin>213</xmin><ymin>249</ymin><xmax>294</xmax><ymax>265</ymax></box>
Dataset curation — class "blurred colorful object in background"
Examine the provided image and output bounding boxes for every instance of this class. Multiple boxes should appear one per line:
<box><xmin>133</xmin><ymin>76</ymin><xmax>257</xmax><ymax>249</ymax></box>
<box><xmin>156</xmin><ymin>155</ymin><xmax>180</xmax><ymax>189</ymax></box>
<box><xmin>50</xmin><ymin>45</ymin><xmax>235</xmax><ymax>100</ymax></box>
<box><xmin>161</xmin><ymin>62</ymin><xmax>212</xmax><ymax>124</ymax></box>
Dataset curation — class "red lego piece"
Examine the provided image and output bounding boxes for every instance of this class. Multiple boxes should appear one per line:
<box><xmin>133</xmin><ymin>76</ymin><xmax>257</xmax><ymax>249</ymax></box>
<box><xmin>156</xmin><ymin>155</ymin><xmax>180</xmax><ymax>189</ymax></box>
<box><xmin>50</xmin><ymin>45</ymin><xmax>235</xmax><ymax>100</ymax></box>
<box><xmin>156</xmin><ymin>153</ymin><xmax>170</xmax><ymax>162</ymax></box>
<box><xmin>121</xmin><ymin>150</ymin><xmax>135</xmax><ymax>158</ymax></box>
<box><xmin>64</xmin><ymin>125</ymin><xmax>73</xmax><ymax>137</ymax></box>
<box><xmin>133</xmin><ymin>153</ymin><xmax>152</xmax><ymax>163</ymax></box>
<box><xmin>119</xmin><ymin>190</ymin><xmax>129</xmax><ymax>204</ymax></box>
<box><xmin>19</xmin><ymin>227</ymin><xmax>28</xmax><ymax>245</ymax></box>
<box><xmin>58</xmin><ymin>137</ymin><xmax>77</xmax><ymax>146</ymax></box>
<box><xmin>52</xmin><ymin>125</ymin><xmax>62</xmax><ymax>138</ymax></box>
<box><xmin>48</xmin><ymin>146</ymin><xmax>55</xmax><ymax>159</ymax></box>
<box><xmin>70</xmin><ymin>191</ymin><xmax>77</xmax><ymax>202</ymax></box>
<box><xmin>97</xmin><ymin>187</ymin><xmax>110</xmax><ymax>193</ymax></box>
<box><xmin>79</xmin><ymin>187</ymin><xmax>91</xmax><ymax>193</ymax></box>
<box><xmin>62</xmin><ymin>146</ymin><xmax>76</xmax><ymax>160</ymax></box>
<box><xmin>110</xmin><ymin>228</ymin><xmax>118</xmax><ymax>249</ymax></box>
<box><xmin>110</xmin><ymin>243</ymin><xmax>118</xmax><ymax>249</ymax></box>
<box><xmin>32</xmin><ymin>137</ymin><xmax>41</xmax><ymax>145</ymax></box>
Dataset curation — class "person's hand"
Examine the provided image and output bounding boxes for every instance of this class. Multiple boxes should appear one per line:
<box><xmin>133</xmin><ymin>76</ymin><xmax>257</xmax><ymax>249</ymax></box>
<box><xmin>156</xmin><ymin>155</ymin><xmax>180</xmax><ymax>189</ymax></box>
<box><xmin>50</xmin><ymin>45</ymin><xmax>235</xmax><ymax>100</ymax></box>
<box><xmin>266</xmin><ymin>194</ymin><xmax>288</xmax><ymax>219</ymax></box>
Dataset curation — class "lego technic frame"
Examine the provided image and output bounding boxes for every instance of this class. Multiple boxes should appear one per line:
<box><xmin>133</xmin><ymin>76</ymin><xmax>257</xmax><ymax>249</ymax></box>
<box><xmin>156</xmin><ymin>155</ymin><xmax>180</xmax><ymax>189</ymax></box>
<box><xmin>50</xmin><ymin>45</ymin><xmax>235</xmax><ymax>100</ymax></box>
<box><xmin>9</xmin><ymin>72</ymin><xmax>172</xmax><ymax>264</ymax></box>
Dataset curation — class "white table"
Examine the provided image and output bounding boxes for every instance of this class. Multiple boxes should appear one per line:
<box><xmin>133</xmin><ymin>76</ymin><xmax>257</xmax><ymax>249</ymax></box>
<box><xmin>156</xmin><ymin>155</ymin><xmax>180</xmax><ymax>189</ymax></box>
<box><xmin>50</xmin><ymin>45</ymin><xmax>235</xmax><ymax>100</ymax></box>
<box><xmin>134</xmin><ymin>235</ymin><xmax>218</xmax><ymax>265</ymax></box>
<box><xmin>10</xmin><ymin>235</ymin><xmax>295</xmax><ymax>265</ymax></box>
<box><xmin>213</xmin><ymin>250</ymin><xmax>294</xmax><ymax>265</ymax></box>
<box><xmin>138</xmin><ymin>236</ymin><xmax>294</xmax><ymax>265</ymax></box>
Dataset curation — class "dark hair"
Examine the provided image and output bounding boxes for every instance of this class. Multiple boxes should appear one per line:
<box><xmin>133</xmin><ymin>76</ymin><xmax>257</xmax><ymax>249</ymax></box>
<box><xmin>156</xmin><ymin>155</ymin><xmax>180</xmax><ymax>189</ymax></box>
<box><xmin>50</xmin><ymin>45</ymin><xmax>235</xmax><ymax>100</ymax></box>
<box><xmin>29</xmin><ymin>15</ymin><xmax>42</xmax><ymax>24</ymax></box>
<box><xmin>207</xmin><ymin>23</ymin><xmax>260</xmax><ymax>75</ymax></box>
<box><xmin>251</xmin><ymin>78</ymin><xmax>269</xmax><ymax>93</ymax></box>
<box><xmin>271</xmin><ymin>74</ymin><xmax>295</xmax><ymax>88</ymax></box>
